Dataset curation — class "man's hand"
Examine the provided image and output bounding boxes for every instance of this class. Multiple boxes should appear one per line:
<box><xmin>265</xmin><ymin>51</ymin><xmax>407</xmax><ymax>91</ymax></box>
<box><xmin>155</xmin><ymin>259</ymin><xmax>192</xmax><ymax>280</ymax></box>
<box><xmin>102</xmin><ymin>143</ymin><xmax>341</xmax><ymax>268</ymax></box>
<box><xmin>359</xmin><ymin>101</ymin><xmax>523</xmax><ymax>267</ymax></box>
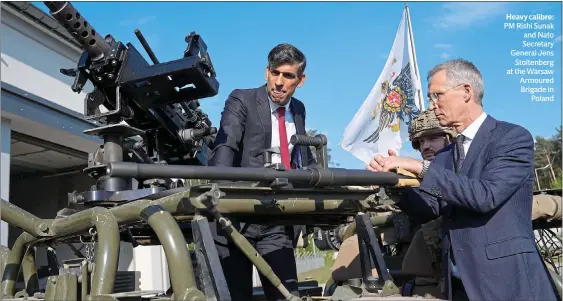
<box><xmin>366</xmin><ymin>149</ymin><xmax>424</xmax><ymax>174</ymax></box>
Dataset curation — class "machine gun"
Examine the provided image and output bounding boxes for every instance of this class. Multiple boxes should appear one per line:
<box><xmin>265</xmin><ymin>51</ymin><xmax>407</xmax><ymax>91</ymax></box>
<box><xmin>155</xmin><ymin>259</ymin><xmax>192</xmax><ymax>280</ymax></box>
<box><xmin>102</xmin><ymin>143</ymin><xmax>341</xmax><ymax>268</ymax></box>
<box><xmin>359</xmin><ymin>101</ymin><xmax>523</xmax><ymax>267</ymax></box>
<box><xmin>43</xmin><ymin>1</ymin><xmax>219</xmax><ymax>205</ymax></box>
<box><xmin>0</xmin><ymin>2</ymin><xmax>440</xmax><ymax>301</ymax></box>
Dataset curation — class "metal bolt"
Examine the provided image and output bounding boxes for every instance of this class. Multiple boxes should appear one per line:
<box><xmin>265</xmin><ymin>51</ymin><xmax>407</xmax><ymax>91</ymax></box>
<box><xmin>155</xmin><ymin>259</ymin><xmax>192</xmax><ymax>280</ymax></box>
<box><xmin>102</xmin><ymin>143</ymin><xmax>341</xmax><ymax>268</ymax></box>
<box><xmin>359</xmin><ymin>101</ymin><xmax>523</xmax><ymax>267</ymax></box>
<box><xmin>38</xmin><ymin>224</ymin><xmax>49</xmax><ymax>232</ymax></box>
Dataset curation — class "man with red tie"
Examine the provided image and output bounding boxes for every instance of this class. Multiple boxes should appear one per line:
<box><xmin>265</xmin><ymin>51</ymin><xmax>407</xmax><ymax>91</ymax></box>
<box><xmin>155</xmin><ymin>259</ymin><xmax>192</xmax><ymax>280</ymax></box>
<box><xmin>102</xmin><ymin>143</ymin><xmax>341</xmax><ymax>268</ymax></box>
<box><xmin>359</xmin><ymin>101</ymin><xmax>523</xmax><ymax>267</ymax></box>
<box><xmin>208</xmin><ymin>43</ymin><xmax>316</xmax><ymax>301</ymax></box>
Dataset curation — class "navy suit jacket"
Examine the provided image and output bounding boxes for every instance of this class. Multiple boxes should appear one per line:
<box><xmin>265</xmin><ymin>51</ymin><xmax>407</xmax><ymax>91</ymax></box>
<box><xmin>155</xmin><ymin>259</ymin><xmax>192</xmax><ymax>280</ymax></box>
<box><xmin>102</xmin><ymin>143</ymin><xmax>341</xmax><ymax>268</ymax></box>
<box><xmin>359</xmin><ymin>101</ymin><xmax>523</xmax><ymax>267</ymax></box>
<box><xmin>398</xmin><ymin>115</ymin><xmax>558</xmax><ymax>301</ymax></box>
<box><xmin>208</xmin><ymin>85</ymin><xmax>316</xmax><ymax>169</ymax></box>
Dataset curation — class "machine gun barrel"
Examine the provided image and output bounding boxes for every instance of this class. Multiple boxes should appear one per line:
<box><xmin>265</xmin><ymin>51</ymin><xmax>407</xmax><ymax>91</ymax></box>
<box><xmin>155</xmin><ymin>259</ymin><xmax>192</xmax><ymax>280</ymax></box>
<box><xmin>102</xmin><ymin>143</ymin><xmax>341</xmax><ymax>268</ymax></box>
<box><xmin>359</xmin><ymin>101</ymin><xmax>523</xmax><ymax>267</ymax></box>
<box><xmin>107</xmin><ymin>162</ymin><xmax>418</xmax><ymax>187</ymax></box>
<box><xmin>44</xmin><ymin>1</ymin><xmax>110</xmax><ymax>61</ymax></box>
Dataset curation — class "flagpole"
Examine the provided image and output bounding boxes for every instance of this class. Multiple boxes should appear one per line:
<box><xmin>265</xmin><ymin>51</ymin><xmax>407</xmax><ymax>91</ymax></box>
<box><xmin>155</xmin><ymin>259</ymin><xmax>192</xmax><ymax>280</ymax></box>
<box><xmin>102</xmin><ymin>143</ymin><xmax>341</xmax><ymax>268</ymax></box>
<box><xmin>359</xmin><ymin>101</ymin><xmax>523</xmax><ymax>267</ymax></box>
<box><xmin>405</xmin><ymin>3</ymin><xmax>425</xmax><ymax>110</ymax></box>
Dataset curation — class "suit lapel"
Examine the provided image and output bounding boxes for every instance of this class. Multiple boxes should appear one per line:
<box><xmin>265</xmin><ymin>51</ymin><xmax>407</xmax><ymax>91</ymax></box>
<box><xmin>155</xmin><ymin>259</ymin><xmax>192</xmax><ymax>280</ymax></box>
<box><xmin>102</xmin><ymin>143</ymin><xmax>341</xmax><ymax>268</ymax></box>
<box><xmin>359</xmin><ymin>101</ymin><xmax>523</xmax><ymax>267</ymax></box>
<box><xmin>460</xmin><ymin>115</ymin><xmax>497</xmax><ymax>175</ymax></box>
<box><xmin>290</xmin><ymin>100</ymin><xmax>305</xmax><ymax>135</ymax></box>
<box><xmin>256</xmin><ymin>85</ymin><xmax>272</xmax><ymax>147</ymax></box>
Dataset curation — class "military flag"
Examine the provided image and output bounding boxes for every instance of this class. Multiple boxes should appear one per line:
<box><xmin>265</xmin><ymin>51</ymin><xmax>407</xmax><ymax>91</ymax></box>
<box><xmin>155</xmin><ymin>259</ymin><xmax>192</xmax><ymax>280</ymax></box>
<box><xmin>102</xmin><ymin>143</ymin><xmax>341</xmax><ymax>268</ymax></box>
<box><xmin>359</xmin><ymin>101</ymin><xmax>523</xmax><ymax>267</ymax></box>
<box><xmin>340</xmin><ymin>5</ymin><xmax>424</xmax><ymax>164</ymax></box>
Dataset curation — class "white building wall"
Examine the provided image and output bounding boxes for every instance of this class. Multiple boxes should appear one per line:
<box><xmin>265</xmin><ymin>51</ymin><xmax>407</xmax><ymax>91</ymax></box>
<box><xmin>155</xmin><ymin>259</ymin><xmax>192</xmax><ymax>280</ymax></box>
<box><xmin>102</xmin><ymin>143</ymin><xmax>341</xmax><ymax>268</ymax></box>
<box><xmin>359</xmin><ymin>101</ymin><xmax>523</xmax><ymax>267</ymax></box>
<box><xmin>1</xmin><ymin>6</ymin><xmax>87</xmax><ymax>114</ymax></box>
<box><xmin>1</xmin><ymin>4</ymin><xmax>171</xmax><ymax>292</ymax></box>
<box><xmin>0</xmin><ymin>118</ymin><xmax>11</xmax><ymax>248</ymax></box>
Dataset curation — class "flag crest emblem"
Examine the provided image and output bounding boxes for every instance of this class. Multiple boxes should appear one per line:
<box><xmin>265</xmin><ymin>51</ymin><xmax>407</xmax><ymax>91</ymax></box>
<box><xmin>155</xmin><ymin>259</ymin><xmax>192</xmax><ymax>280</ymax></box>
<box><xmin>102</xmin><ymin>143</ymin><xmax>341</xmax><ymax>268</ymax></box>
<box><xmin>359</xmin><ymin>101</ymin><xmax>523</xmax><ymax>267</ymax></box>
<box><xmin>364</xmin><ymin>63</ymin><xmax>418</xmax><ymax>143</ymax></box>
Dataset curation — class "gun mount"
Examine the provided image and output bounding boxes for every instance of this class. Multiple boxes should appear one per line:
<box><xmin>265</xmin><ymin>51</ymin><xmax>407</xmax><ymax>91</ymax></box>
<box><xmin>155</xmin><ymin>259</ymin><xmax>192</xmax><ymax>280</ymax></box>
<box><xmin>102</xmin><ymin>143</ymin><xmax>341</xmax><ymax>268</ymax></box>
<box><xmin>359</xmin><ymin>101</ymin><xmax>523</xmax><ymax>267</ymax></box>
<box><xmin>44</xmin><ymin>1</ymin><xmax>219</xmax><ymax>205</ymax></box>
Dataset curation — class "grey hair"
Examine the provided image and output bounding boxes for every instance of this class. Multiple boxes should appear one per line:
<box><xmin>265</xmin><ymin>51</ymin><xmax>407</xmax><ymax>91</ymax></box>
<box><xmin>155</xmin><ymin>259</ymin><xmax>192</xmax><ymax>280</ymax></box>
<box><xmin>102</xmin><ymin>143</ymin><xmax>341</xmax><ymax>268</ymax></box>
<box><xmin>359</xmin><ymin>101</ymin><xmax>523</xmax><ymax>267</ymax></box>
<box><xmin>427</xmin><ymin>59</ymin><xmax>484</xmax><ymax>106</ymax></box>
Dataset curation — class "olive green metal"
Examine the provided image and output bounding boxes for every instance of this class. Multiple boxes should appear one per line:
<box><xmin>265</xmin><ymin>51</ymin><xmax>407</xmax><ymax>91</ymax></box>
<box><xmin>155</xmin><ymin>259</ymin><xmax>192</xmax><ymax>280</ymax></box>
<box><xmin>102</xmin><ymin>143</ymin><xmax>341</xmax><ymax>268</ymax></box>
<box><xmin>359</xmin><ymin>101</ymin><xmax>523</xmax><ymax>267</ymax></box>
<box><xmin>380</xmin><ymin>280</ymin><xmax>401</xmax><ymax>297</ymax></box>
<box><xmin>340</xmin><ymin>214</ymin><xmax>394</xmax><ymax>242</ymax></box>
<box><xmin>0</xmin><ymin>188</ymin><xmax>376</xmax><ymax>243</ymax></box>
<box><xmin>81</xmin><ymin>261</ymin><xmax>89</xmax><ymax>301</ymax></box>
<box><xmin>215</xmin><ymin>215</ymin><xmax>301</xmax><ymax>300</ymax></box>
<box><xmin>195</xmin><ymin>183</ymin><xmax>376</xmax><ymax>197</ymax></box>
<box><xmin>140</xmin><ymin>204</ymin><xmax>204</xmax><ymax>301</ymax></box>
<box><xmin>106</xmin><ymin>290</ymin><xmax>165</xmax><ymax>299</ymax></box>
<box><xmin>12</xmin><ymin>290</ymin><xmax>28</xmax><ymax>299</ymax></box>
<box><xmin>107</xmin><ymin>187</ymin><xmax>369</xmax><ymax>226</ymax></box>
<box><xmin>86</xmin><ymin>294</ymin><xmax>119</xmax><ymax>301</ymax></box>
<box><xmin>21</xmin><ymin>246</ymin><xmax>40</xmax><ymax>297</ymax></box>
<box><xmin>44</xmin><ymin>275</ymin><xmax>78</xmax><ymax>301</ymax></box>
<box><xmin>0</xmin><ymin>248</ymin><xmax>10</xmax><ymax>283</ymax></box>
<box><xmin>65</xmin><ymin>193</ymin><xmax>203</xmax><ymax>299</ymax></box>
<box><xmin>329</xmin><ymin>284</ymin><xmax>363</xmax><ymax>300</ymax></box>
<box><xmin>108</xmin><ymin>190</ymin><xmax>193</xmax><ymax>224</ymax></box>
<box><xmin>189</xmin><ymin>185</ymin><xmax>371</xmax><ymax>215</ymax></box>
<box><xmin>50</xmin><ymin>207</ymin><xmax>119</xmax><ymax>296</ymax></box>
<box><xmin>0</xmin><ymin>187</ymin><xmax>392</xmax><ymax>301</ymax></box>
<box><xmin>216</xmin><ymin>198</ymin><xmax>361</xmax><ymax>214</ymax></box>
<box><xmin>195</xmin><ymin>185</ymin><xmax>302</xmax><ymax>301</ymax></box>
<box><xmin>0</xmin><ymin>199</ymin><xmax>42</xmax><ymax>237</ymax></box>
<box><xmin>0</xmin><ymin>232</ymin><xmax>35</xmax><ymax>297</ymax></box>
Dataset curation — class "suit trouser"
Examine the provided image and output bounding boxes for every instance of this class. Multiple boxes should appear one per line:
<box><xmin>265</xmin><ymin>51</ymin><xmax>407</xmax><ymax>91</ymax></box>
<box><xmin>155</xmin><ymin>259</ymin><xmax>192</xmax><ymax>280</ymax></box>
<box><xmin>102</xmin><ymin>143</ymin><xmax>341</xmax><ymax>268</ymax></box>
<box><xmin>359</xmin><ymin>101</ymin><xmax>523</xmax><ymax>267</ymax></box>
<box><xmin>210</xmin><ymin>221</ymin><xmax>299</xmax><ymax>301</ymax></box>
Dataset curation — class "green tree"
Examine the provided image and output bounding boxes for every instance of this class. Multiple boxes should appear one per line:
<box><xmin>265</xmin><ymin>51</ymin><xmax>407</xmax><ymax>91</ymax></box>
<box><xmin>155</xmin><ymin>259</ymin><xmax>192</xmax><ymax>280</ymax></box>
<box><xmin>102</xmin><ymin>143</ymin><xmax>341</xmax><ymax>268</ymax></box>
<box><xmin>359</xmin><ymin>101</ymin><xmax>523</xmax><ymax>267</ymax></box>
<box><xmin>552</xmin><ymin>173</ymin><xmax>562</xmax><ymax>189</ymax></box>
<box><xmin>533</xmin><ymin>126</ymin><xmax>562</xmax><ymax>190</ymax></box>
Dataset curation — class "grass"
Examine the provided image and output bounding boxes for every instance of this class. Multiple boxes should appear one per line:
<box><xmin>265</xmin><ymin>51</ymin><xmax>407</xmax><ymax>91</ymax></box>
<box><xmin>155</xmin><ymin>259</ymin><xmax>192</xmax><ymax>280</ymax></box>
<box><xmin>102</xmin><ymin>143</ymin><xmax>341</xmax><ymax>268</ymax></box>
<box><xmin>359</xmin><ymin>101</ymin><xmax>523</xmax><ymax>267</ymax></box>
<box><xmin>297</xmin><ymin>256</ymin><xmax>335</xmax><ymax>285</ymax></box>
<box><xmin>298</xmin><ymin>265</ymin><xmax>333</xmax><ymax>284</ymax></box>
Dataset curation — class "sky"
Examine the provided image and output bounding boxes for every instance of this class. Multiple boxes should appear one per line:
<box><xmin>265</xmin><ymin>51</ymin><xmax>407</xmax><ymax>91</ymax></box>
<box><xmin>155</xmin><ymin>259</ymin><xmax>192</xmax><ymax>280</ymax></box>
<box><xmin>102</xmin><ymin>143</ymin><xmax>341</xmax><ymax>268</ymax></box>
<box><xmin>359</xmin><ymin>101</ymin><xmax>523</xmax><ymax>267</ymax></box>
<box><xmin>35</xmin><ymin>1</ymin><xmax>562</xmax><ymax>169</ymax></box>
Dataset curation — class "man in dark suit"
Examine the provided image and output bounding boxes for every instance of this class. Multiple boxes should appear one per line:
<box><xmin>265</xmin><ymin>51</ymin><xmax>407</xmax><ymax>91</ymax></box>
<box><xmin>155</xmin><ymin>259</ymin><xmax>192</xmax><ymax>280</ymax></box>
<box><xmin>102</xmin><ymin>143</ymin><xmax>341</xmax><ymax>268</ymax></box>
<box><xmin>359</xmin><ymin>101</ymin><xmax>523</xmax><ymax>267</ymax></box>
<box><xmin>208</xmin><ymin>43</ymin><xmax>316</xmax><ymax>301</ymax></box>
<box><xmin>367</xmin><ymin>59</ymin><xmax>559</xmax><ymax>301</ymax></box>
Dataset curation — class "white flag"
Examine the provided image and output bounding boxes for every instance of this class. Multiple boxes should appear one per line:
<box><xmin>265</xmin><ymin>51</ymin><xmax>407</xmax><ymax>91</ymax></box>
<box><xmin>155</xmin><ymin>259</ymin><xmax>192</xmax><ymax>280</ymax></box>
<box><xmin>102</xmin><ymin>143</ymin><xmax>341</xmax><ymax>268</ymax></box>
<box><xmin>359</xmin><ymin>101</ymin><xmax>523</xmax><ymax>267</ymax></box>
<box><xmin>340</xmin><ymin>6</ymin><xmax>424</xmax><ymax>164</ymax></box>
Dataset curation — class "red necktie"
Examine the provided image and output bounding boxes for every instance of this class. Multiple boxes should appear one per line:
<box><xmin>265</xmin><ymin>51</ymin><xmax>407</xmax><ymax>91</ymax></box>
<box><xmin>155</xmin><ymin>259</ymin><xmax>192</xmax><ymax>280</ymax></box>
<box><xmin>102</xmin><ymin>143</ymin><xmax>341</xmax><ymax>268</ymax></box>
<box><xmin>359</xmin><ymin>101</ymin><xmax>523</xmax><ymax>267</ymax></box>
<box><xmin>276</xmin><ymin>107</ymin><xmax>291</xmax><ymax>170</ymax></box>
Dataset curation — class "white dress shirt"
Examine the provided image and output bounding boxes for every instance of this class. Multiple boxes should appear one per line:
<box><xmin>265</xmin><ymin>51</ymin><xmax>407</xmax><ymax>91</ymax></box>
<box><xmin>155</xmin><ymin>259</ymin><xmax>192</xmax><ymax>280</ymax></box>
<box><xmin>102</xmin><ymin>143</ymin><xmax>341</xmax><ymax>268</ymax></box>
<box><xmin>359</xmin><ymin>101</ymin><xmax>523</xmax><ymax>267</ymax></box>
<box><xmin>268</xmin><ymin>98</ymin><xmax>296</xmax><ymax>165</ymax></box>
<box><xmin>458</xmin><ymin>112</ymin><xmax>488</xmax><ymax>154</ymax></box>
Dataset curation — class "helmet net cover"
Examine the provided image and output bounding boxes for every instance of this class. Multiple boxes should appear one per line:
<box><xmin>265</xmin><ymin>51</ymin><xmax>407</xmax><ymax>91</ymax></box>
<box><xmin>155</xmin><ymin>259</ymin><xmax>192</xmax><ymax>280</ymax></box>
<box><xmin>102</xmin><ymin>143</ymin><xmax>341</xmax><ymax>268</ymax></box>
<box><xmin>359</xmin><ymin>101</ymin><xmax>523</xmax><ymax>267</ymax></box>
<box><xmin>409</xmin><ymin>110</ymin><xmax>457</xmax><ymax>150</ymax></box>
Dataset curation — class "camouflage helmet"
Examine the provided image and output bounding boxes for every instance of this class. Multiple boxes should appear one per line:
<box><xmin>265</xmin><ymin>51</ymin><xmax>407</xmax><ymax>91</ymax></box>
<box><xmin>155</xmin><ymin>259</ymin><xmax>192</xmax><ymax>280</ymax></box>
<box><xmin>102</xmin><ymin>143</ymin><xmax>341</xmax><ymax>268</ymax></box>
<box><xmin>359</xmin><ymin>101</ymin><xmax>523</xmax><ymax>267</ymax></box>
<box><xmin>409</xmin><ymin>110</ymin><xmax>457</xmax><ymax>150</ymax></box>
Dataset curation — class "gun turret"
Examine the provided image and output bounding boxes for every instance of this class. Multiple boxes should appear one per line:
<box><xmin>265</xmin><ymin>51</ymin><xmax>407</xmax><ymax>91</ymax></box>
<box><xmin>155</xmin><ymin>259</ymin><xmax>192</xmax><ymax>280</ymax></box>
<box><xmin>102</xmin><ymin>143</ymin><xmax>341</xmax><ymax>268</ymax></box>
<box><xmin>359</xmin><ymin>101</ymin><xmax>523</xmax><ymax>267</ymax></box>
<box><xmin>43</xmin><ymin>1</ymin><xmax>220</xmax><ymax>205</ymax></box>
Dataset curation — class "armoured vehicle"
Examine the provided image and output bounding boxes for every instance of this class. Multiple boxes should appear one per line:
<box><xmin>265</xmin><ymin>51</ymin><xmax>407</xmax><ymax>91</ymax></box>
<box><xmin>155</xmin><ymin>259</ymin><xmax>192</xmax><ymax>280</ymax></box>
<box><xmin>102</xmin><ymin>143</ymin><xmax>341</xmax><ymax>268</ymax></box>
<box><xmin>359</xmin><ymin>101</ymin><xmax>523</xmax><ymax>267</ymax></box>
<box><xmin>0</xmin><ymin>2</ymin><xmax>560</xmax><ymax>301</ymax></box>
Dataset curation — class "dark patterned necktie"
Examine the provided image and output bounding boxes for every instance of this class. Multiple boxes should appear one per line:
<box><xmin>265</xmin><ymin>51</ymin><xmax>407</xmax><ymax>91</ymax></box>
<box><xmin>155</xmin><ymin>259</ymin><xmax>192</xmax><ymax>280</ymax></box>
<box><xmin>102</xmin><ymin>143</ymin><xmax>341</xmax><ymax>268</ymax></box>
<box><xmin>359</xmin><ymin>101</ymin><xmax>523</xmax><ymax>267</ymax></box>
<box><xmin>454</xmin><ymin>135</ymin><xmax>466</xmax><ymax>174</ymax></box>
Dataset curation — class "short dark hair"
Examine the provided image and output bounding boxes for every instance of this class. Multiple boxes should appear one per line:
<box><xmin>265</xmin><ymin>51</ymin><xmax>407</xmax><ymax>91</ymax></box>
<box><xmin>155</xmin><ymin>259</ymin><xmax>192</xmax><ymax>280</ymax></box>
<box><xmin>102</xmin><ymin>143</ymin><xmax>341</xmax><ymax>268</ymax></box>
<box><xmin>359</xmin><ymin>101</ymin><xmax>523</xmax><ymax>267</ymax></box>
<box><xmin>267</xmin><ymin>43</ymin><xmax>307</xmax><ymax>75</ymax></box>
